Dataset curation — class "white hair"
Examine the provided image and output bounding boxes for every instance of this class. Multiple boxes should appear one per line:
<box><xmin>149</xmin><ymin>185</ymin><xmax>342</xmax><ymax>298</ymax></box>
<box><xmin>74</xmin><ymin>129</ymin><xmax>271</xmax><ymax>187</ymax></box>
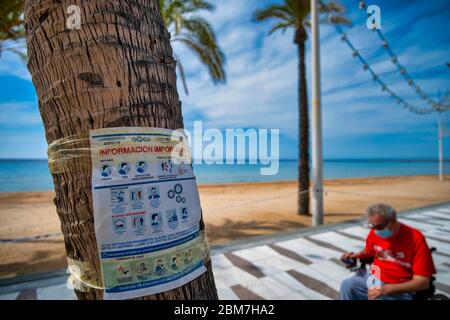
<box><xmin>367</xmin><ymin>203</ymin><xmax>397</xmax><ymax>220</ymax></box>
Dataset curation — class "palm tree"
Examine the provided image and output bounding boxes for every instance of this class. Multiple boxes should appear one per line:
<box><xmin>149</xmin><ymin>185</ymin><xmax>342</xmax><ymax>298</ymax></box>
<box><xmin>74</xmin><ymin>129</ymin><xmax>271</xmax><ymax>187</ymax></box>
<box><xmin>253</xmin><ymin>0</ymin><xmax>350</xmax><ymax>216</ymax></box>
<box><xmin>0</xmin><ymin>0</ymin><xmax>26</xmax><ymax>59</ymax></box>
<box><xmin>160</xmin><ymin>0</ymin><xmax>226</xmax><ymax>94</ymax></box>
<box><xmin>24</xmin><ymin>0</ymin><xmax>217</xmax><ymax>300</ymax></box>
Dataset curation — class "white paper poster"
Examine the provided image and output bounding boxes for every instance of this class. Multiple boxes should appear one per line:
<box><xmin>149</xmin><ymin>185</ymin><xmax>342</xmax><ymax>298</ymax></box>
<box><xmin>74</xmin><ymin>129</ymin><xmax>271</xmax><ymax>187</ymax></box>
<box><xmin>89</xmin><ymin>127</ymin><xmax>206</xmax><ymax>300</ymax></box>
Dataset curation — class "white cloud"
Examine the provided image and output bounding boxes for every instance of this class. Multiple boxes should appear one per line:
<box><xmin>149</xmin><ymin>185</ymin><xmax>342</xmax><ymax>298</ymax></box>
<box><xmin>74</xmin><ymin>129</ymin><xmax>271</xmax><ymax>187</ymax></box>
<box><xmin>0</xmin><ymin>40</ymin><xmax>31</xmax><ymax>81</ymax></box>
<box><xmin>0</xmin><ymin>130</ymin><xmax>47</xmax><ymax>159</ymax></box>
<box><xmin>0</xmin><ymin>102</ymin><xmax>41</xmax><ymax>126</ymax></box>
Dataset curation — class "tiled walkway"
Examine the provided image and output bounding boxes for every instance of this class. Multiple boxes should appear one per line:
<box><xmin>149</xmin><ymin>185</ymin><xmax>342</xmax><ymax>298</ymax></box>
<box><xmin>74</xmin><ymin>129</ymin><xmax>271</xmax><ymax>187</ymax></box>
<box><xmin>1</xmin><ymin>203</ymin><xmax>449</xmax><ymax>300</ymax></box>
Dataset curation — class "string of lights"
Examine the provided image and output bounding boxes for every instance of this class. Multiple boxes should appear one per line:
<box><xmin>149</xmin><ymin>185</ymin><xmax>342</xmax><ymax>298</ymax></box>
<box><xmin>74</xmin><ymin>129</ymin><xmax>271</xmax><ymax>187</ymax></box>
<box><xmin>374</xmin><ymin>29</ymin><xmax>442</xmax><ymax>109</ymax></box>
<box><xmin>334</xmin><ymin>24</ymin><xmax>438</xmax><ymax>115</ymax></box>
<box><xmin>318</xmin><ymin>0</ymin><xmax>449</xmax><ymax>115</ymax></box>
<box><xmin>357</xmin><ymin>0</ymin><xmax>449</xmax><ymax>111</ymax></box>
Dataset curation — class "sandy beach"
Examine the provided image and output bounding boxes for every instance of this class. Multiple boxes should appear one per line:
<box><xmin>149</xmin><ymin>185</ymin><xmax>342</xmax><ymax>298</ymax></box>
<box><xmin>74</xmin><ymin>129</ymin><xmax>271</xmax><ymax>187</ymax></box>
<box><xmin>0</xmin><ymin>175</ymin><xmax>449</xmax><ymax>279</ymax></box>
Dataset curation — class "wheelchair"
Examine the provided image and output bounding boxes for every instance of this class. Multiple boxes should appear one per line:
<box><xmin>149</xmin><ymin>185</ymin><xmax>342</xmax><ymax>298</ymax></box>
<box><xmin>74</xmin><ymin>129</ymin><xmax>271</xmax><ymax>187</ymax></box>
<box><xmin>340</xmin><ymin>247</ymin><xmax>448</xmax><ymax>300</ymax></box>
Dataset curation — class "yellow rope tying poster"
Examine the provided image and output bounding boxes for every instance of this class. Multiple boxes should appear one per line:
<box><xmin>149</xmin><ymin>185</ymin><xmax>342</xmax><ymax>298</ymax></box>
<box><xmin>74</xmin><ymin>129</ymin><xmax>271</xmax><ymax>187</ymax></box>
<box><xmin>90</xmin><ymin>127</ymin><xmax>206</xmax><ymax>300</ymax></box>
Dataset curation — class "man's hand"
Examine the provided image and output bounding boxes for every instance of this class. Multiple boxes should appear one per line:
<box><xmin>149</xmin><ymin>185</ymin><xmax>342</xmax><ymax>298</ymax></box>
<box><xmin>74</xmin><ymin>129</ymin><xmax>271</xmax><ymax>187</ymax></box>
<box><xmin>368</xmin><ymin>287</ymin><xmax>382</xmax><ymax>300</ymax></box>
<box><xmin>368</xmin><ymin>285</ymin><xmax>392</xmax><ymax>300</ymax></box>
<box><xmin>341</xmin><ymin>252</ymin><xmax>359</xmax><ymax>260</ymax></box>
<box><xmin>375</xmin><ymin>276</ymin><xmax>429</xmax><ymax>296</ymax></box>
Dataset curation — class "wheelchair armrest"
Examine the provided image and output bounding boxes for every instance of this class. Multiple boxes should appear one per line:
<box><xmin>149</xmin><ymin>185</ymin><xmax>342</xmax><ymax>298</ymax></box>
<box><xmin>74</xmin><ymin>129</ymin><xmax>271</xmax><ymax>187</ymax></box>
<box><xmin>360</xmin><ymin>257</ymin><xmax>374</xmax><ymax>264</ymax></box>
<box><xmin>359</xmin><ymin>257</ymin><xmax>374</xmax><ymax>270</ymax></box>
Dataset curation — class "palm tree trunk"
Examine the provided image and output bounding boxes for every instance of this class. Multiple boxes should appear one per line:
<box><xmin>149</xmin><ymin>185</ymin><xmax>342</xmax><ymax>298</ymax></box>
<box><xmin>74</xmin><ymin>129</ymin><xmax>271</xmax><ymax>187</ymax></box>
<box><xmin>296</xmin><ymin>28</ymin><xmax>310</xmax><ymax>216</ymax></box>
<box><xmin>24</xmin><ymin>0</ymin><xmax>218</xmax><ymax>300</ymax></box>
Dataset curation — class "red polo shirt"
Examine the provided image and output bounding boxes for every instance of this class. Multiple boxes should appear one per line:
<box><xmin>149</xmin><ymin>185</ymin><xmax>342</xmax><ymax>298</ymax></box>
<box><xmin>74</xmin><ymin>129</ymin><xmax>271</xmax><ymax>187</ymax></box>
<box><xmin>365</xmin><ymin>223</ymin><xmax>436</xmax><ymax>284</ymax></box>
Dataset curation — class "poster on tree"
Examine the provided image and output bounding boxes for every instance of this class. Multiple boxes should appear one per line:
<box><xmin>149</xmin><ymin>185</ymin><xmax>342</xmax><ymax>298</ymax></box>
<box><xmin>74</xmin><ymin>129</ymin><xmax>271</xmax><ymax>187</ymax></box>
<box><xmin>89</xmin><ymin>127</ymin><xmax>206</xmax><ymax>300</ymax></box>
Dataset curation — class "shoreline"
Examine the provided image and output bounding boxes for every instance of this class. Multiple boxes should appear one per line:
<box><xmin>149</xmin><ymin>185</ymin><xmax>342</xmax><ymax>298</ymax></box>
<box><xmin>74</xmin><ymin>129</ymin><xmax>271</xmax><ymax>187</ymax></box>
<box><xmin>0</xmin><ymin>174</ymin><xmax>446</xmax><ymax>196</ymax></box>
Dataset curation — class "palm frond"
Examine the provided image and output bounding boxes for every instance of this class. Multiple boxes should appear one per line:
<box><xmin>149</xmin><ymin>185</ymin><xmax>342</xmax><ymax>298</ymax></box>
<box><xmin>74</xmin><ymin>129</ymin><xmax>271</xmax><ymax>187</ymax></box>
<box><xmin>173</xmin><ymin>33</ymin><xmax>226</xmax><ymax>84</ymax></box>
<box><xmin>0</xmin><ymin>0</ymin><xmax>25</xmax><ymax>42</ymax></box>
<box><xmin>254</xmin><ymin>0</ymin><xmax>352</xmax><ymax>32</ymax></box>
<box><xmin>160</xmin><ymin>0</ymin><xmax>183</xmax><ymax>33</ymax></box>
<box><xmin>161</xmin><ymin>0</ymin><xmax>226</xmax><ymax>87</ymax></box>
<box><xmin>182</xmin><ymin>16</ymin><xmax>217</xmax><ymax>44</ymax></box>
<box><xmin>318</xmin><ymin>1</ymin><xmax>351</xmax><ymax>26</ymax></box>
<box><xmin>268</xmin><ymin>22</ymin><xmax>292</xmax><ymax>35</ymax></box>
<box><xmin>288</xmin><ymin>0</ymin><xmax>311</xmax><ymax>25</ymax></box>
<box><xmin>175</xmin><ymin>16</ymin><xmax>226</xmax><ymax>83</ymax></box>
<box><xmin>173</xmin><ymin>52</ymin><xmax>189</xmax><ymax>95</ymax></box>
<box><xmin>161</xmin><ymin>0</ymin><xmax>214</xmax><ymax>25</ymax></box>
<box><xmin>253</xmin><ymin>4</ymin><xmax>294</xmax><ymax>25</ymax></box>
<box><xmin>183</xmin><ymin>0</ymin><xmax>215</xmax><ymax>13</ymax></box>
<box><xmin>319</xmin><ymin>1</ymin><xmax>346</xmax><ymax>14</ymax></box>
<box><xmin>328</xmin><ymin>15</ymin><xmax>352</xmax><ymax>26</ymax></box>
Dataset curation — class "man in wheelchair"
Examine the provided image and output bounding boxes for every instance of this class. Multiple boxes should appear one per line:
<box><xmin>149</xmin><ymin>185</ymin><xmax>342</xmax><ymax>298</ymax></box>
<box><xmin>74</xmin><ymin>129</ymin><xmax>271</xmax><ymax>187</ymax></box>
<box><xmin>339</xmin><ymin>203</ymin><xmax>436</xmax><ymax>300</ymax></box>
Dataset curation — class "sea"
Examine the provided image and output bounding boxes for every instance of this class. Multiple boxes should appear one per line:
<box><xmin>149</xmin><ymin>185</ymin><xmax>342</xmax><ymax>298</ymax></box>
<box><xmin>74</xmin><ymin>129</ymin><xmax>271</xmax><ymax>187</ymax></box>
<box><xmin>0</xmin><ymin>159</ymin><xmax>448</xmax><ymax>193</ymax></box>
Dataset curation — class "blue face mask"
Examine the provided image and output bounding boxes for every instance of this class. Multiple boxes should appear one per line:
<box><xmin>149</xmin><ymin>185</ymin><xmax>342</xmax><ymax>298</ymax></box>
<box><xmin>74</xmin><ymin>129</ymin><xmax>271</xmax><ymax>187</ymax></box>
<box><xmin>375</xmin><ymin>228</ymin><xmax>393</xmax><ymax>238</ymax></box>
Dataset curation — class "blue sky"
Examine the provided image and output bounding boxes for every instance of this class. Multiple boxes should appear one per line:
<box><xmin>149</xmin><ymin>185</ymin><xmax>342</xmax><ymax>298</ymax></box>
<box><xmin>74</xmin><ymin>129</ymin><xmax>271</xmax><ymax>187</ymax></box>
<box><xmin>0</xmin><ymin>0</ymin><xmax>449</xmax><ymax>160</ymax></box>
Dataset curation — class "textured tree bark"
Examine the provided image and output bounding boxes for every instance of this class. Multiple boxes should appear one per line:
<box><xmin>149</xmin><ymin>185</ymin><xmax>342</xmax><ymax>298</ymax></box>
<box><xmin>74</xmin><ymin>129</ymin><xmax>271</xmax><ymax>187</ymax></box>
<box><xmin>24</xmin><ymin>0</ymin><xmax>218</xmax><ymax>300</ymax></box>
<box><xmin>295</xmin><ymin>27</ymin><xmax>310</xmax><ymax>216</ymax></box>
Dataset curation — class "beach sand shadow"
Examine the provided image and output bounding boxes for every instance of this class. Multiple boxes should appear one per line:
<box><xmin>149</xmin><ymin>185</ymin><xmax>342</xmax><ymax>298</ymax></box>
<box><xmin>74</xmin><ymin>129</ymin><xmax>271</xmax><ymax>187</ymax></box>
<box><xmin>325</xmin><ymin>212</ymin><xmax>364</xmax><ymax>217</ymax></box>
<box><xmin>206</xmin><ymin>219</ymin><xmax>307</xmax><ymax>244</ymax></box>
<box><xmin>0</xmin><ymin>248</ymin><xmax>67</xmax><ymax>279</ymax></box>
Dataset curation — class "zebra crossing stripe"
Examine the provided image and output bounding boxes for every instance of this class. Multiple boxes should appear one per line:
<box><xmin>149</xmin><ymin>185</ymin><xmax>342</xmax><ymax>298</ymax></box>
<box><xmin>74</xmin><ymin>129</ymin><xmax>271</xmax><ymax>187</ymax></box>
<box><xmin>304</xmin><ymin>236</ymin><xmax>346</xmax><ymax>253</ymax></box>
<box><xmin>231</xmin><ymin>284</ymin><xmax>265</xmax><ymax>300</ymax></box>
<box><xmin>287</xmin><ymin>269</ymin><xmax>339</xmax><ymax>300</ymax></box>
<box><xmin>268</xmin><ymin>244</ymin><xmax>313</xmax><ymax>265</ymax></box>
<box><xmin>224</xmin><ymin>252</ymin><xmax>265</xmax><ymax>278</ymax></box>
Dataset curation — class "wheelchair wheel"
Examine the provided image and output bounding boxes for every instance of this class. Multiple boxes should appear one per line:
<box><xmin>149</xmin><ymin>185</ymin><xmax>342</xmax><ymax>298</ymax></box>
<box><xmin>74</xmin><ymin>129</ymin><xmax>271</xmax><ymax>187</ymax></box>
<box><xmin>429</xmin><ymin>293</ymin><xmax>449</xmax><ymax>300</ymax></box>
